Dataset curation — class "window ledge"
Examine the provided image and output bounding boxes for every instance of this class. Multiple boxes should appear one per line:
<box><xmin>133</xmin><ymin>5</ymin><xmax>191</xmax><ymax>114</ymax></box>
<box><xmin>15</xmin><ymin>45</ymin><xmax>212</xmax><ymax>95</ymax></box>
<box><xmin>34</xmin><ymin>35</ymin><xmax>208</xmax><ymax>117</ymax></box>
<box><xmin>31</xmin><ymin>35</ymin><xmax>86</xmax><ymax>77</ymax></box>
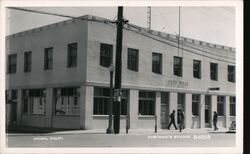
<box><xmin>138</xmin><ymin>115</ymin><xmax>155</xmax><ymax>118</ymax></box>
<box><xmin>53</xmin><ymin>114</ymin><xmax>80</xmax><ymax>117</ymax></box>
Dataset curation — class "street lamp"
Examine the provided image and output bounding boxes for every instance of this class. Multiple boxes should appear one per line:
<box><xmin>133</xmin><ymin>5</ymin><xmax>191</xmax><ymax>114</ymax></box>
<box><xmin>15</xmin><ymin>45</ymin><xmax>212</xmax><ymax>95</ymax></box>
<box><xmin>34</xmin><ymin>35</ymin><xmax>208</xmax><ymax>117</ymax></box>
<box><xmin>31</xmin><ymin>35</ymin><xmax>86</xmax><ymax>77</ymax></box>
<box><xmin>106</xmin><ymin>63</ymin><xmax>114</xmax><ymax>134</ymax></box>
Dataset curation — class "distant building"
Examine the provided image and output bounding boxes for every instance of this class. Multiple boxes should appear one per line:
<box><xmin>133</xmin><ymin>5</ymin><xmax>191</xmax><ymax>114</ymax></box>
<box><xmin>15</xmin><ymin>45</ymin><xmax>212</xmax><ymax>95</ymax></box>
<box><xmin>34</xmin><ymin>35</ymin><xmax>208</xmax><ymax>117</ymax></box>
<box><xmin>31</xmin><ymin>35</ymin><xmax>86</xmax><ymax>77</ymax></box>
<box><xmin>5</xmin><ymin>15</ymin><xmax>235</xmax><ymax>130</ymax></box>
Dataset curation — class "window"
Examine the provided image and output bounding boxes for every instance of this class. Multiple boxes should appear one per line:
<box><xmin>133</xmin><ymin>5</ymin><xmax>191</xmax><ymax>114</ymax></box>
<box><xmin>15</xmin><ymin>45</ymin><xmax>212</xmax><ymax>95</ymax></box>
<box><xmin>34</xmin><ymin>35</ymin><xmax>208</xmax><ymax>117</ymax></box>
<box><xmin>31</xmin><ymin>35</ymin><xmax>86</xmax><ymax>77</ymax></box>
<box><xmin>7</xmin><ymin>54</ymin><xmax>17</xmax><ymax>74</ymax></box>
<box><xmin>93</xmin><ymin>87</ymin><xmax>128</xmax><ymax>115</ymax></box>
<box><xmin>54</xmin><ymin>87</ymin><xmax>80</xmax><ymax>115</ymax></box>
<box><xmin>193</xmin><ymin>60</ymin><xmax>201</xmax><ymax>79</ymax></box>
<box><xmin>44</xmin><ymin>47</ymin><xmax>53</xmax><ymax>70</ymax></box>
<box><xmin>217</xmin><ymin>96</ymin><xmax>225</xmax><ymax>116</ymax></box>
<box><xmin>230</xmin><ymin>96</ymin><xmax>236</xmax><ymax>116</ymax></box>
<box><xmin>210</xmin><ymin>63</ymin><xmax>218</xmax><ymax>81</ymax></box>
<box><xmin>174</xmin><ymin>56</ymin><xmax>182</xmax><ymax>76</ymax></box>
<box><xmin>127</xmin><ymin>48</ymin><xmax>139</xmax><ymax>71</ymax></box>
<box><xmin>22</xmin><ymin>89</ymin><xmax>46</xmax><ymax>114</ymax></box>
<box><xmin>152</xmin><ymin>53</ymin><xmax>162</xmax><ymax>74</ymax></box>
<box><xmin>139</xmin><ymin>91</ymin><xmax>155</xmax><ymax>115</ymax></box>
<box><xmin>192</xmin><ymin>94</ymin><xmax>200</xmax><ymax>116</ymax></box>
<box><xmin>67</xmin><ymin>43</ymin><xmax>77</xmax><ymax>67</ymax></box>
<box><xmin>24</xmin><ymin>51</ymin><xmax>32</xmax><ymax>72</ymax></box>
<box><xmin>100</xmin><ymin>43</ymin><xmax>113</xmax><ymax>67</ymax></box>
<box><xmin>228</xmin><ymin>65</ymin><xmax>235</xmax><ymax>82</ymax></box>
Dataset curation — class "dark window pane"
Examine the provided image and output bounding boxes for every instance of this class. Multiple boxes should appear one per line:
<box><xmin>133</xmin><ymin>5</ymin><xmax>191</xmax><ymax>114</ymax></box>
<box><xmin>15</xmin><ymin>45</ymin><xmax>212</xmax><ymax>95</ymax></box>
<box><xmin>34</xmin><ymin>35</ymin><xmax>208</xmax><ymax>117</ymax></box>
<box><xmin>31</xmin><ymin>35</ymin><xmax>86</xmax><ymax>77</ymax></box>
<box><xmin>100</xmin><ymin>43</ymin><xmax>113</xmax><ymax>67</ymax></box>
<box><xmin>152</xmin><ymin>53</ymin><xmax>162</xmax><ymax>74</ymax></box>
<box><xmin>67</xmin><ymin>43</ymin><xmax>77</xmax><ymax>67</ymax></box>
<box><xmin>174</xmin><ymin>56</ymin><xmax>182</xmax><ymax>76</ymax></box>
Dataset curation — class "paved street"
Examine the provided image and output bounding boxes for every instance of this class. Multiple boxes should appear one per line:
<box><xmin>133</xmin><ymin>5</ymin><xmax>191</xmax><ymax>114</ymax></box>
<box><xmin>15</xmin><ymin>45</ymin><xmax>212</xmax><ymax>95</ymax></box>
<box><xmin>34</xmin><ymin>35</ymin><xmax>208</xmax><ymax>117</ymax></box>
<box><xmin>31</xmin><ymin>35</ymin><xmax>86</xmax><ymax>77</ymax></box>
<box><xmin>6</xmin><ymin>129</ymin><xmax>235</xmax><ymax>147</ymax></box>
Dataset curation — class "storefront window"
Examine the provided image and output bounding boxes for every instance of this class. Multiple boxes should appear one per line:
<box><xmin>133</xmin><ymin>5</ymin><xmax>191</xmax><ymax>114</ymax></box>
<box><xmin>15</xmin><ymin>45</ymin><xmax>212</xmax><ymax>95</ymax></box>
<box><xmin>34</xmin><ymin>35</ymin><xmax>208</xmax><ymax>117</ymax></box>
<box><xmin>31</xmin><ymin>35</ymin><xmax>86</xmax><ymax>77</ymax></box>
<box><xmin>139</xmin><ymin>91</ymin><xmax>155</xmax><ymax>115</ymax></box>
<box><xmin>192</xmin><ymin>94</ymin><xmax>200</xmax><ymax>116</ymax></box>
<box><xmin>54</xmin><ymin>87</ymin><xmax>80</xmax><ymax>115</ymax></box>
<box><xmin>230</xmin><ymin>96</ymin><xmax>236</xmax><ymax>116</ymax></box>
<box><xmin>22</xmin><ymin>89</ymin><xmax>46</xmax><ymax>114</ymax></box>
<box><xmin>217</xmin><ymin>96</ymin><xmax>225</xmax><ymax>116</ymax></box>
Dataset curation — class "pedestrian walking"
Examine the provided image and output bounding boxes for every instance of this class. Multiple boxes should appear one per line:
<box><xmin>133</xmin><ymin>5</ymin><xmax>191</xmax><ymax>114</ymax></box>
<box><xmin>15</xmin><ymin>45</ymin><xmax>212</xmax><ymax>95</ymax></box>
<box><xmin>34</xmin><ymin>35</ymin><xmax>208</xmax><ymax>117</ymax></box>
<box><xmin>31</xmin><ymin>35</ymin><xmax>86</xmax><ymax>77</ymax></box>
<box><xmin>167</xmin><ymin>110</ymin><xmax>177</xmax><ymax>130</ymax></box>
<box><xmin>213</xmin><ymin>111</ymin><xmax>218</xmax><ymax>131</ymax></box>
<box><xmin>178</xmin><ymin>110</ymin><xmax>185</xmax><ymax>132</ymax></box>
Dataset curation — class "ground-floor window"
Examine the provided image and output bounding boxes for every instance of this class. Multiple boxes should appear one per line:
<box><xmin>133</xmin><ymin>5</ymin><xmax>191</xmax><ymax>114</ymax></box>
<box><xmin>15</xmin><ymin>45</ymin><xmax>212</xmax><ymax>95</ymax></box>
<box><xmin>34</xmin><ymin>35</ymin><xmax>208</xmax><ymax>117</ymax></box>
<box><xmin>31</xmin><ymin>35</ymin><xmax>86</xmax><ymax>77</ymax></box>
<box><xmin>192</xmin><ymin>94</ymin><xmax>200</xmax><ymax>116</ymax></box>
<box><xmin>54</xmin><ymin>87</ymin><xmax>80</xmax><ymax>115</ymax></box>
<box><xmin>217</xmin><ymin>96</ymin><xmax>225</xmax><ymax>116</ymax></box>
<box><xmin>22</xmin><ymin>89</ymin><xmax>46</xmax><ymax>114</ymax></box>
<box><xmin>230</xmin><ymin>96</ymin><xmax>236</xmax><ymax>116</ymax></box>
<box><xmin>138</xmin><ymin>91</ymin><xmax>155</xmax><ymax>115</ymax></box>
<box><xmin>93</xmin><ymin>87</ymin><xmax>128</xmax><ymax>115</ymax></box>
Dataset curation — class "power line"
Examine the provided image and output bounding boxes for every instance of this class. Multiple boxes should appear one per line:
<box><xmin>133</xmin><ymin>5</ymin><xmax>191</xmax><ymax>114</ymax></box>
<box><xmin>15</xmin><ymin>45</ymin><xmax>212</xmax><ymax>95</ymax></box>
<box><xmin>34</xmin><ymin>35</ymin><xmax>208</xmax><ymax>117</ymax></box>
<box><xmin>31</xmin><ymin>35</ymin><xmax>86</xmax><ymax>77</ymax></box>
<box><xmin>125</xmin><ymin>24</ymin><xmax>235</xmax><ymax>64</ymax></box>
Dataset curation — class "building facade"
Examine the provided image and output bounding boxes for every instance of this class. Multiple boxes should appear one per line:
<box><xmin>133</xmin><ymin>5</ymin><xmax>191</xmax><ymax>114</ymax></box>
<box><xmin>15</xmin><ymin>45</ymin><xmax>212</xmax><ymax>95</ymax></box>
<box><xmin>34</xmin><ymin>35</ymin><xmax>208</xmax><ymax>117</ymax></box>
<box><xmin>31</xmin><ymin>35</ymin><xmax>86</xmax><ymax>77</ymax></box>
<box><xmin>5</xmin><ymin>15</ymin><xmax>236</xmax><ymax>130</ymax></box>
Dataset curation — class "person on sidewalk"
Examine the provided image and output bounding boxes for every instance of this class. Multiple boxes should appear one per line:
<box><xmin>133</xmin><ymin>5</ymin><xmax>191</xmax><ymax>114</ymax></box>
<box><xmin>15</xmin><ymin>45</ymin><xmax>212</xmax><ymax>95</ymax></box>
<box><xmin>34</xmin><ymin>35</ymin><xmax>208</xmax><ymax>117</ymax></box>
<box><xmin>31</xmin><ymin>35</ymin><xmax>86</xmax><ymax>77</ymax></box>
<box><xmin>168</xmin><ymin>110</ymin><xmax>177</xmax><ymax>130</ymax></box>
<box><xmin>213</xmin><ymin>111</ymin><xmax>218</xmax><ymax>131</ymax></box>
<box><xmin>178</xmin><ymin>110</ymin><xmax>185</xmax><ymax>132</ymax></box>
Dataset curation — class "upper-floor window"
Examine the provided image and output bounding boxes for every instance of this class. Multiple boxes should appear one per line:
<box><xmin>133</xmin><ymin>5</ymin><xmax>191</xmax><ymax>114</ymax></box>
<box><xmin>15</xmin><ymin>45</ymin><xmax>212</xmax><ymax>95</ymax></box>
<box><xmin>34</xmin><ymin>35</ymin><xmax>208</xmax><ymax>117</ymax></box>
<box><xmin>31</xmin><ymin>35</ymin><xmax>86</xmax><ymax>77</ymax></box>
<box><xmin>193</xmin><ymin>60</ymin><xmax>201</xmax><ymax>79</ymax></box>
<box><xmin>127</xmin><ymin>48</ymin><xmax>139</xmax><ymax>71</ymax></box>
<box><xmin>139</xmin><ymin>91</ymin><xmax>155</xmax><ymax>115</ymax></box>
<box><xmin>228</xmin><ymin>65</ymin><xmax>235</xmax><ymax>82</ymax></box>
<box><xmin>210</xmin><ymin>62</ymin><xmax>218</xmax><ymax>81</ymax></box>
<box><xmin>152</xmin><ymin>52</ymin><xmax>162</xmax><ymax>74</ymax></box>
<box><xmin>24</xmin><ymin>51</ymin><xmax>32</xmax><ymax>72</ymax></box>
<box><xmin>8</xmin><ymin>54</ymin><xmax>17</xmax><ymax>74</ymax></box>
<box><xmin>67</xmin><ymin>43</ymin><xmax>77</xmax><ymax>67</ymax></box>
<box><xmin>217</xmin><ymin>96</ymin><xmax>225</xmax><ymax>116</ymax></box>
<box><xmin>174</xmin><ymin>56</ymin><xmax>182</xmax><ymax>76</ymax></box>
<box><xmin>230</xmin><ymin>96</ymin><xmax>236</xmax><ymax>116</ymax></box>
<box><xmin>44</xmin><ymin>47</ymin><xmax>53</xmax><ymax>70</ymax></box>
<box><xmin>100</xmin><ymin>43</ymin><xmax>113</xmax><ymax>67</ymax></box>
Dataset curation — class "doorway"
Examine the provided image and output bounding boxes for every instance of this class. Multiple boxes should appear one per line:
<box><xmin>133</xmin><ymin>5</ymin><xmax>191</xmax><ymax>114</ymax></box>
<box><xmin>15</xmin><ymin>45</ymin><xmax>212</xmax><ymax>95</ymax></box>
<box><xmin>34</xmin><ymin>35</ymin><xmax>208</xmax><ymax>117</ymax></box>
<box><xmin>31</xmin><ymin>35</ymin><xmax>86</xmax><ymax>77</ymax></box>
<box><xmin>160</xmin><ymin>92</ymin><xmax>169</xmax><ymax>129</ymax></box>
<box><xmin>205</xmin><ymin>95</ymin><xmax>211</xmax><ymax>127</ymax></box>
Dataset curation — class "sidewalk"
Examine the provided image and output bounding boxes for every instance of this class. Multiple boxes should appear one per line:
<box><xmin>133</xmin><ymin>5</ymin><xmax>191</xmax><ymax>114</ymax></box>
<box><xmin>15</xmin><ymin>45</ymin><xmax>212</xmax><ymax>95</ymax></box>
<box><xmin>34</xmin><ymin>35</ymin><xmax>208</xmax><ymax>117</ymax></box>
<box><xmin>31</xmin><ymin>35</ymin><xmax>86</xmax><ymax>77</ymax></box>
<box><xmin>6</xmin><ymin>125</ymin><xmax>233</xmax><ymax>136</ymax></box>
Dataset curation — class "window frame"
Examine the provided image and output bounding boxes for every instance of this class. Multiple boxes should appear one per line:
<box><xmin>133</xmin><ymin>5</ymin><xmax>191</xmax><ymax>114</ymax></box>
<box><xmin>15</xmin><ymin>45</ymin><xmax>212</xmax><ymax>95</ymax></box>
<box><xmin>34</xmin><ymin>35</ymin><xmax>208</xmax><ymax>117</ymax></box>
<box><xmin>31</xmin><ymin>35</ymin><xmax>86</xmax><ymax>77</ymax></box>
<box><xmin>100</xmin><ymin>43</ymin><xmax>113</xmax><ymax>67</ymax></box>
<box><xmin>174</xmin><ymin>56</ymin><xmax>183</xmax><ymax>76</ymax></box>
<box><xmin>210</xmin><ymin>62</ymin><xmax>218</xmax><ymax>81</ymax></box>
<box><xmin>67</xmin><ymin>43</ymin><xmax>77</xmax><ymax>67</ymax></box>
<box><xmin>127</xmin><ymin>48</ymin><xmax>139</xmax><ymax>71</ymax></box>
<box><xmin>152</xmin><ymin>52</ymin><xmax>162</xmax><ymax>74</ymax></box>
<box><xmin>8</xmin><ymin>54</ymin><xmax>17</xmax><ymax>74</ymax></box>
<box><xmin>44</xmin><ymin>47</ymin><xmax>53</xmax><ymax>70</ymax></box>
<box><xmin>228</xmin><ymin>65</ymin><xmax>235</xmax><ymax>82</ymax></box>
<box><xmin>24</xmin><ymin>51</ymin><xmax>32</xmax><ymax>72</ymax></box>
<box><xmin>193</xmin><ymin>60</ymin><xmax>201</xmax><ymax>79</ymax></box>
<box><xmin>138</xmin><ymin>91</ymin><xmax>156</xmax><ymax>116</ymax></box>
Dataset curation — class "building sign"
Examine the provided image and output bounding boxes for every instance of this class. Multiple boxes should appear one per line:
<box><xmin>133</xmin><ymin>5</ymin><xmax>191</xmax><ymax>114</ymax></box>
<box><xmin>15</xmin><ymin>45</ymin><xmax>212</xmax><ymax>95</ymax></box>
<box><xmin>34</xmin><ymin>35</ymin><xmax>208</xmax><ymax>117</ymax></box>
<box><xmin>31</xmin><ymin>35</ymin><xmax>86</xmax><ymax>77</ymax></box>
<box><xmin>166</xmin><ymin>80</ymin><xmax>189</xmax><ymax>89</ymax></box>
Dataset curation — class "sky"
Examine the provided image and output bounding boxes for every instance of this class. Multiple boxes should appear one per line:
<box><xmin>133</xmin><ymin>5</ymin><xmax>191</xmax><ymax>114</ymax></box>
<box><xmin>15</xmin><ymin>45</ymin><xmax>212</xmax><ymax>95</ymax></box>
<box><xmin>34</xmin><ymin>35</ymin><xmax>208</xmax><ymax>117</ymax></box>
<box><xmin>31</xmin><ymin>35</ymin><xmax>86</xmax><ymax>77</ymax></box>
<box><xmin>6</xmin><ymin>6</ymin><xmax>235</xmax><ymax>47</ymax></box>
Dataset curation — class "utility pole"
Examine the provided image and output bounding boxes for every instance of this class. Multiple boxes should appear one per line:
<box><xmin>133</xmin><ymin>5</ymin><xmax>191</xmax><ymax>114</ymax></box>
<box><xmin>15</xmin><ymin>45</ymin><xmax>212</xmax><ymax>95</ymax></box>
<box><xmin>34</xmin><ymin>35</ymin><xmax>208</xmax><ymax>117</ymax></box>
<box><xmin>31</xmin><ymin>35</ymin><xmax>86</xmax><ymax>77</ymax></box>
<box><xmin>113</xmin><ymin>6</ymin><xmax>127</xmax><ymax>134</ymax></box>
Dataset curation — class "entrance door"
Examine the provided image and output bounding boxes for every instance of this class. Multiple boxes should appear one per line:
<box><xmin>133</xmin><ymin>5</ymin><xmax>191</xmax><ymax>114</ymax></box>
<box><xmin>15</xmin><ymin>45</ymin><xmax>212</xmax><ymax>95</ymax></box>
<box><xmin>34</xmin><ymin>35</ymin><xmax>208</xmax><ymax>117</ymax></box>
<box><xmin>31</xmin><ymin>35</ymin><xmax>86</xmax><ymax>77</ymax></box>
<box><xmin>177</xmin><ymin>93</ymin><xmax>185</xmax><ymax>127</ymax></box>
<box><xmin>205</xmin><ymin>95</ymin><xmax>211</xmax><ymax>127</ymax></box>
<box><xmin>160</xmin><ymin>92</ymin><xmax>169</xmax><ymax>129</ymax></box>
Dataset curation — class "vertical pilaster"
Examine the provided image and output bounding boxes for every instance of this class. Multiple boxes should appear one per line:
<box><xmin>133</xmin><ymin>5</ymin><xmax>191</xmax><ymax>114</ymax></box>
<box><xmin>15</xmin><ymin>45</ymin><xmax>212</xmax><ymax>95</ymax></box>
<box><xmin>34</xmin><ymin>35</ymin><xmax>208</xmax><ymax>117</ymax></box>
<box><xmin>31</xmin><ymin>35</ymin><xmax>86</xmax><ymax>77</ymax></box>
<box><xmin>45</xmin><ymin>87</ymin><xmax>53</xmax><ymax>128</ymax></box>
<box><xmin>169</xmin><ymin>92</ymin><xmax>178</xmax><ymax>126</ymax></box>
<box><xmin>155</xmin><ymin>92</ymin><xmax>161</xmax><ymax>129</ymax></box>
<box><xmin>185</xmin><ymin>93</ymin><xmax>192</xmax><ymax>128</ymax></box>
<box><xmin>16</xmin><ymin>89</ymin><xmax>22</xmax><ymax>125</ymax></box>
<box><xmin>200</xmin><ymin>94</ymin><xmax>205</xmax><ymax>128</ymax></box>
<box><xmin>129</xmin><ymin>89</ymin><xmax>138</xmax><ymax>129</ymax></box>
<box><xmin>82</xmin><ymin>85</ymin><xmax>93</xmax><ymax>130</ymax></box>
<box><xmin>225</xmin><ymin>96</ymin><xmax>230</xmax><ymax>128</ymax></box>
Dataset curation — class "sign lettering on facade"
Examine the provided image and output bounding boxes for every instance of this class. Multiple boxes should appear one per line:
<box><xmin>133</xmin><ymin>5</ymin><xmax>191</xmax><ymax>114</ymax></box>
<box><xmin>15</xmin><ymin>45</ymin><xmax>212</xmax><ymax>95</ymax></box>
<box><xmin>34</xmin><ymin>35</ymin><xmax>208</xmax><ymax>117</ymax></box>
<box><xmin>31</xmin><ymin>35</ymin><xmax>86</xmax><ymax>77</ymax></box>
<box><xmin>166</xmin><ymin>80</ymin><xmax>189</xmax><ymax>89</ymax></box>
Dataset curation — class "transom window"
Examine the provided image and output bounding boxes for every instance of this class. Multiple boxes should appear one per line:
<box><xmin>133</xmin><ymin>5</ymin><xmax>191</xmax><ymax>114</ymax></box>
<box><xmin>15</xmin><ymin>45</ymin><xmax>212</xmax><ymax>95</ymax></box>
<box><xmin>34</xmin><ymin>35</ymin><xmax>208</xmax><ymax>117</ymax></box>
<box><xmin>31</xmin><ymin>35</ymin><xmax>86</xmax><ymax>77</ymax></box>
<box><xmin>22</xmin><ymin>89</ymin><xmax>46</xmax><ymax>114</ymax></box>
<box><xmin>8</xmin><ymin>54</ymin><xmax>17</xmax><ymax>74</ymax></box>
<box><xmin>174</xmin><ymin>56</ymin><xmax>182</xmax><ymax>76</ymax></box>
<box><xmin>24</xmin><ymin>51</ymin><xmax>32</xmax><ymax>72</ymax></box>
<box><xmin>54</xmin><ymin>87</ymin><xmax>80</xmax><ymax>115</ymax></box>
<box><xmin>100</xmin><ymin>43</ymin><xmax>113</xmax><ymax>67</ymax></box>
<box><xmin>127</xmin><ymin>48</ymin><xmax>139</xmax><ymax>71</ymax></box>
<box><xmin>44</xmin><ymin>47</ymin><xmax>53</xmax><ymax>70</ymax></box>
<box><xmin>152</xmin><ymin>52</ymin><xmax>162</xmax><ymax>74</ymax></box>
<box><xmin>193</xmin><ymin>60</ymin><xmax>201</xmax><ymax>79</ymax></box>
<box><xmin>139</xmin><ymin>91</ymin><xmax>155</xmax><ymax>115</ymax></box>
<box><xmin>230</xmin><ymin>96</ymin><xmax>236</xmax><ymax>116</ymax></box>
<box><xmin>210</xmin><ymin>62</ymin><xmax>218</xmax><ymax>81</ymax></box>
<box><xmin>67</xmin><ymin>43</ymin><xmax>77</xmax><ymax>67</ymax></box>
<box><xmin>217</xmin><ymin>96</ymin><xmax>225</xmax><ymax>116</ymax></box>
<box><xmin>192</xmin><ymin>94</ymin><xmax>200</xmax><ymax>116</ymax></box>
<box><xmin>228</xmin><ymin>65</ymin><xmax>235</xmax><ymax>82</ymax></box>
